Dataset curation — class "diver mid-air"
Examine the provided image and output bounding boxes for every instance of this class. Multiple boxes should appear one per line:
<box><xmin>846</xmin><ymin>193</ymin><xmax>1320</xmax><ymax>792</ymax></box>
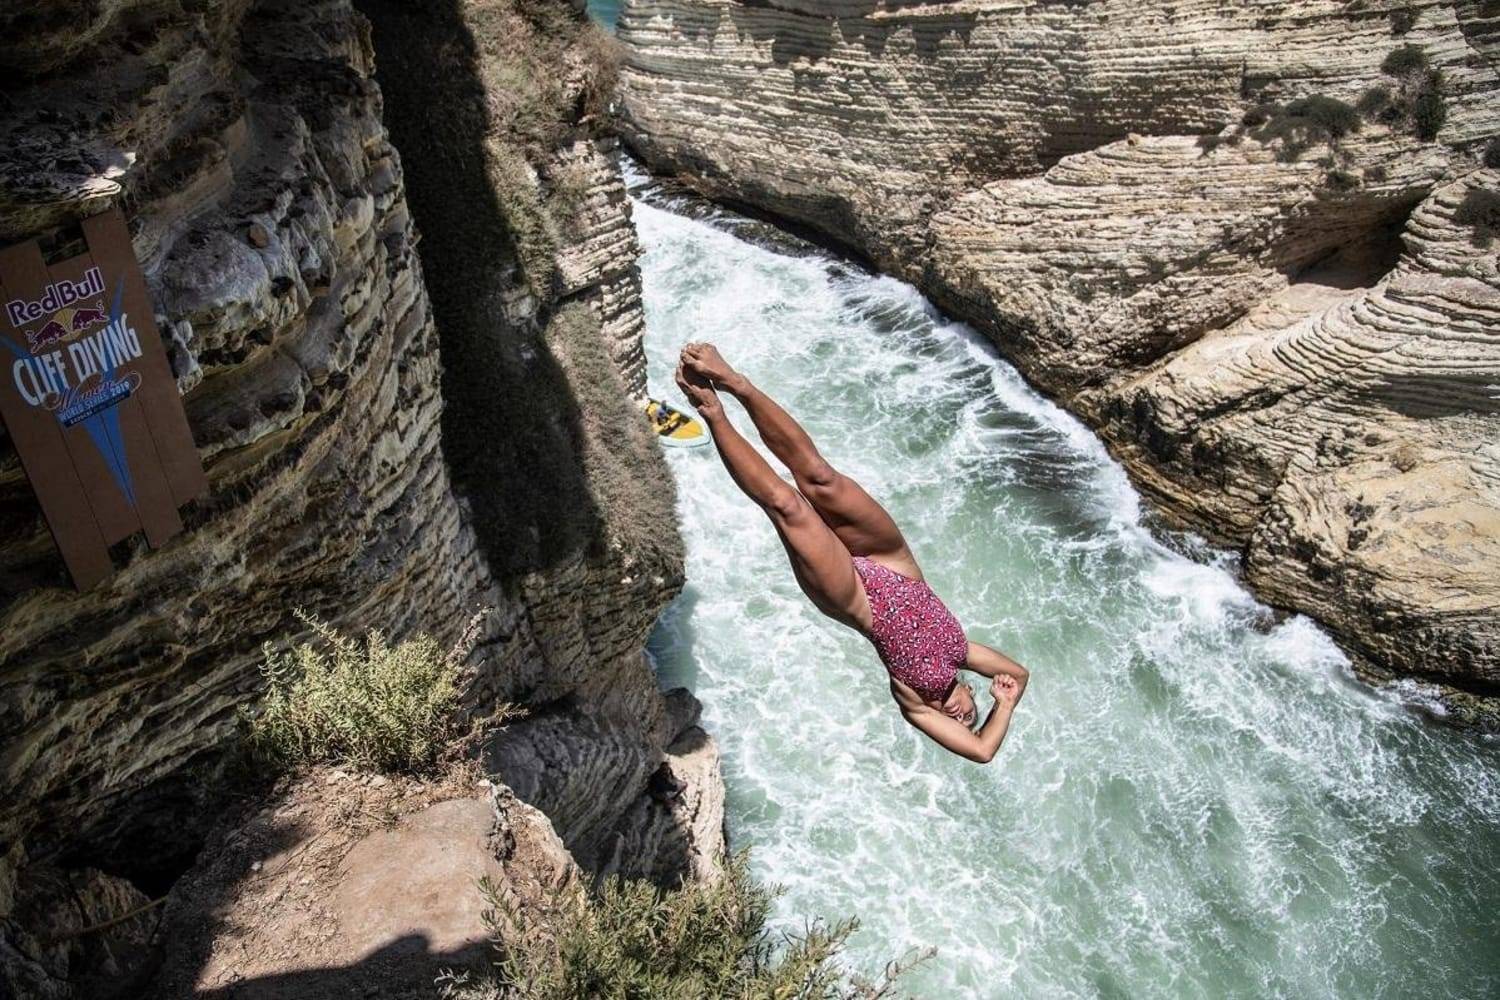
<box><xmin>674</xmin><ymin>342</ymin><xmax>1030</xmax><ymax>763</ymax></box>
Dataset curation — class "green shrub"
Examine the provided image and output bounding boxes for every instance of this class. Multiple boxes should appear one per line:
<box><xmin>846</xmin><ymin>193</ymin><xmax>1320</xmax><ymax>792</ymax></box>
<box><xmin>1241</xmin><ymin>104</ymin><xmax>1274</xmax><ymax>128</ymax></box>
<box><xmin>1454</xmin><ymin>188</ymin><xmax>1500</xmax><ymax>247</ymax></box>
<box><xmin>440</xmin><ymin>853</ymin><xmax>924</xmax><ymax>999</ymax></box>
<box><xmin>1284</xmin><ymin>95</ymin><xmax>1362</xmax><ymax>138</ymax></box>
<box><xmin>1326</xmin><ymin>168</ymin><xmax>1361</xmax><ymax>190</ymax></box>
<box><xmin>1356</xmin><ymin>85</ymin><xmax>1391</xmax><ymax>116</ymax></box>
<box><xmin>1411</xmin><ymin>78</ymin><xmax>1447</xmax><ymax>140</ymax></box>
<box><xmin>1390</xmin><ymin>7</ymin><xmax>1416</xmax><ymax>35</ymax></box>
<box><xmin>1484</xmin><ymin>139</ymin><xmax>1500</xmax><ymax>169</ymax></box>
<box><xmin>1245</xmin><ymin>96</ymin><xmax>1361</xmax><ymax>161</ymax></box>
<box><xmin>1382</xmin><ymin>43</ymin><xmax>1429</xmax><ymax>76</ymax></box>
<box><xmin>1365</xmin><ymin>45</ymin><xmax>1445</xmax><ymax>142</ymax></box>
<box><xmin>241</xmin><ymin>610</ymin><xmax>493</xmax><ymax>774</ymax></box>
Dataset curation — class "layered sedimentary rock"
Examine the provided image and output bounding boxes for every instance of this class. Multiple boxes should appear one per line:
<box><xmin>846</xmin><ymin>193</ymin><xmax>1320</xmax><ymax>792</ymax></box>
<box><xmin>355</xmin><ymin>0</ymin><xmax>724</xmax><ymax>883</ymax></box>
<box><xmin>487</xmin><ymin>688</ymin><xmax>725</xmax><ymax>883</ymax></box>
<box><xmin>1</xmin><ymin>4</ymin><xmax>502</xmax><ymax>967</ymax></box>
<box><xmin>1</xmin><ymin>0</ymin><xmax>723</xmax><ymax>995</ymax></box>
<box><xmin>616</xmin><ymin>0</ymin><xmax>1500</xmax><ymax>714</ymax></box>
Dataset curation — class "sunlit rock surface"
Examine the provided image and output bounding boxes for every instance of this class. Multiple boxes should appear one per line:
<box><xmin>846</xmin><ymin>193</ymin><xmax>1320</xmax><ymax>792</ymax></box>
<box><xmin>616</xmin><ymin>0</ymin><xmax>1500</xmax><ymax>713</ymax></box>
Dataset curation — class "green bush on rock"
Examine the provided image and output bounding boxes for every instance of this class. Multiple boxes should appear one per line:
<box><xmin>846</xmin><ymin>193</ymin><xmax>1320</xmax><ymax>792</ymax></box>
<box><xmin>1382</xmin><ymin>43</ymin><xmax>1429</xmax><ymax>76</ymax></box>
<box><xmin>1484</xmin><ymin>139</ymin><xmax>1500</xmax><ymax>170</ymax></box>
<box><xmin>241</xmin><ymin>610</ymin><xmax>496</xmax><ymax>774</ymax></box>
<box><xmin>1242</xmin><ymin>96</ymin><xmax>1361</xmax><ymax>161</ymax></box>
<box><xmin>1411</xmin><ymin>78</ymin><xmax>1447</xmax><ymax>140</ymax></box>
<box><xmin>1283</xmin><ymin>95</ymin><xmax>1362</xmax><ymax>139</ymax></box>
<box><xmin>1374</xmin><ymin>44</ymin><xmax>1446</xmax><ymax>141</ymax></box>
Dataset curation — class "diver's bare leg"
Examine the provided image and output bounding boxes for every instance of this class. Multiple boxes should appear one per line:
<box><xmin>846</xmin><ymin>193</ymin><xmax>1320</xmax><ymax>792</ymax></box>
<box><xmin>675</xmin><ymin>364</ymin><xmax>869</xmax><ymax>630</ymax></box>
<box><xmin>682</xmin><ymin>343</ymin><xmax>918</xmax><ymax>577</ymax></box>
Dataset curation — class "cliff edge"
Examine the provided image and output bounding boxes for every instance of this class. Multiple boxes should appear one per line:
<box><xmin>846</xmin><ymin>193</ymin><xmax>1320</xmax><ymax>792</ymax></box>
<box><xmin>0</xmin><ymin>1</ymin><xmax>723</xmax><ymax>996</ymax></box>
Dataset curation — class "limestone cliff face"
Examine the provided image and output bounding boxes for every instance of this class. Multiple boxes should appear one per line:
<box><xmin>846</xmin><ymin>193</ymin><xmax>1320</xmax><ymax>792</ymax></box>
<box><xmin>0</xmin><ymin>0</ymin><xmax>721</xmax><ymax>995</ymax></box>
<box><xmin>616</xmin><ymin>0</ymin><xmax>1500</xmax><ymax>716</ymax></box>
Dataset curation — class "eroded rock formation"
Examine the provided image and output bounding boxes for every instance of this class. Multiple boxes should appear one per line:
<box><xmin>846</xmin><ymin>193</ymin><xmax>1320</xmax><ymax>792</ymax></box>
<box><xmin>616</xmin><ymin>0</ymin><xmax>1500</xmax><ymax>717</ymax></box>
<box><xmin>0</xmin><ymin>0</ymin><xmax>723</xmax><ymax>995</ymax></box>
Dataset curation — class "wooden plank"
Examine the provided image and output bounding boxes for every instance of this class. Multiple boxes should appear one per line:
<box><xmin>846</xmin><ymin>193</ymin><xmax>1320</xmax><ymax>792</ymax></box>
<box><xmin>1</xmin><ymin>207</ymin><xmax>209</xmax><ymax>587</ymax></box>
<box><xmin>2</xmin><ymin>246</ymin><xmax>141</xmax><ymax>545</ymax></box>
<box><xmin>46</xmin><ymin>252</ymin><xmax>183</xmax><ymax>548</ymax></box>
<box><xmin>0</xmin><ymin>243</ymin><xmax>114</xmax><ymax>589</ymax></box>
<box><xmin>82</xmin><ymin>210</ymin><xmax>208</xmax><ymax>508</ymax></box>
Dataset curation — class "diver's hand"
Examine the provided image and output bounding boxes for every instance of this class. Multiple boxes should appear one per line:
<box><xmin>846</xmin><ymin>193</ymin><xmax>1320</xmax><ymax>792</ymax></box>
<box><xmin>681</xmin><ymin>342</ymin><xmax>746</xmax><ymax>393</ymax></box>
<box><xmin>674</xmin><ymin>361</ymin><xmax>723</xmax><ymax>418</ymax></box>
<box><xmin>990</xmin><ymin>673</ymin><xmax>1024</xmax><ymax>709</ymax></box>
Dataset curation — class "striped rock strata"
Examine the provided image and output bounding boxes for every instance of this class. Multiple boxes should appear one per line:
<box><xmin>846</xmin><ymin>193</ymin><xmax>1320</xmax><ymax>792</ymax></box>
<box><xmin>1</xmin><ymin>0</ymin><xmax>722</xmax><ymax>996</ymax></box>
<box><xmin>616</xmin><ymin>0</ymin><xmax>1500</xmax><ymax>716</ymax></box>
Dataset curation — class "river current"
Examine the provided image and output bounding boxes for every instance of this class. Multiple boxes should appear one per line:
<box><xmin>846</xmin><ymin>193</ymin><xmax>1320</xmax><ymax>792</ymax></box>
<box><xmin>626</xmin><ymin>171</ymin><xmax>1500</xmax><ymax>997</ymax></box>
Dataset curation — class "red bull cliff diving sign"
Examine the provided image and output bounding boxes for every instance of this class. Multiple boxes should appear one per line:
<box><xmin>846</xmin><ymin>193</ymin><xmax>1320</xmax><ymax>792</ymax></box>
<box><xmin>0</xmin><ymin>207</ymin><xmax>207</xmax><ymax>590</ymax></box>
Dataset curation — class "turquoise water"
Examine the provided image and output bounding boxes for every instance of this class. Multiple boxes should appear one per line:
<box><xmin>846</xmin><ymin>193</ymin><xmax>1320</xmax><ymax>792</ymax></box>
<box><xmin>631</xmin><ymin>170</ymin><xmax>1500</xmax><ymax>998</ymax></box>
<box><xmin>585</xmin><ymin>0</ymin><xmax>620</xmax><ymax>31</ymax></box>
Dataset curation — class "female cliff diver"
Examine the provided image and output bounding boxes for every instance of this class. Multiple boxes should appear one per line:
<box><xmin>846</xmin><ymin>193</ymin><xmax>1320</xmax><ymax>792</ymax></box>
<box><xmin>674</xmin><ymin>342</ymin><xmax>1030</xmax><ymax>764</ymax></box>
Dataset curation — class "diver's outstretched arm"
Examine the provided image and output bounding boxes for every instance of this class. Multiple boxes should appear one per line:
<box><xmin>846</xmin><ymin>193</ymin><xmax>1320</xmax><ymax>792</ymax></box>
<box><xmin>896</xmin><ymin>673</ymin><xmax>1020</xmax><ymax>764</ymax></box>
<box><xmin>963</xmin><ymin>641</ymin><xmax>1031</xmax><ymax>686</ymax></box>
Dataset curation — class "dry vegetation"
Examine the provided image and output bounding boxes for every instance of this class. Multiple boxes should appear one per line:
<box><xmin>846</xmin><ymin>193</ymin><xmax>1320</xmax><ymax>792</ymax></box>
<box><xmin>240</xmin><ymin>609</ymin><xmax>503</xmax><ymax>774</ymax></box>
<box><xmin>436</xmin><ymin>854</ymin><xmax>926</xmax><ymax>1000</ymax></box>
<box><xmin>360</xmin><ymin>0</ymin><xmax>681</xmax><ymax>580</ymax></box>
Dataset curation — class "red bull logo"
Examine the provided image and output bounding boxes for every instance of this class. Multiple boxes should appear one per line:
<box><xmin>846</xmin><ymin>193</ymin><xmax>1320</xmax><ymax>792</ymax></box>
<box><xmin>5</xmin><ymin>266</ymin><xmax>104</xmax><ymax>327</ymax></box>
<box><xmin>26</xmin><ymin>319</ymin><xmax>69</xmax><ymax>352</ymax></box>
<box><xmin>70</xmin><ymin>301</ymin><xmax>107</xmax><ymax>332</ymax></box>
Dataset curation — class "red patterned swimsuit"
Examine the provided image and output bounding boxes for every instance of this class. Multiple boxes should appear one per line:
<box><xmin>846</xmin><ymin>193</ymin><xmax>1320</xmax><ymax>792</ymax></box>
<box><xmin>852</xmin><ymin>556</ymin><xmax>967</xmax><ymax>702</ymax></box>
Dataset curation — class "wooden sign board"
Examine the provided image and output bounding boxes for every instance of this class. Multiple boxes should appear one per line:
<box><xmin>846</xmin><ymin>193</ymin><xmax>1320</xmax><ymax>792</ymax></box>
<box><xmin>0</xmin><ymin>207</ymin><xmax>208</xmax><ymax>590</ymax></box>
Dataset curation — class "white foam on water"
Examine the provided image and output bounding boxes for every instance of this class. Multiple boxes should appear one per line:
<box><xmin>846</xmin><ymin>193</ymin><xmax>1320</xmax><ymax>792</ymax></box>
<box><xmin>630</xmin><ymin>187</ymin><xmax>1500</xmax><ymax>999</ymax></box>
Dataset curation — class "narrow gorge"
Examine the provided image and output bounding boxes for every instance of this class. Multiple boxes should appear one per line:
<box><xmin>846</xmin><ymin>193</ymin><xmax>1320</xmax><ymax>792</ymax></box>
<box><xmin>614</xmin><ymin>0</ymin><xmax>1500</xmax><ymax>719</ymax></box>
<box><xmin>2</xmin><ymin>0</ymin><xmax>1498</xmax><ymax>996</ymax></box>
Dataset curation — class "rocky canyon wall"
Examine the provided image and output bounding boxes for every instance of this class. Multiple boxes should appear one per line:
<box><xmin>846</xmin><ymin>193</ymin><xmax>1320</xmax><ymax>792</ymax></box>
<box><xmin>1</xmin><ymin>0</ymin><xmax>721</xmax><ymax>995</ymax></box>
<box><xmin>616</xmin><ymin>0</ymin><xmax>1500</xmax><ymax>719</ymax></box>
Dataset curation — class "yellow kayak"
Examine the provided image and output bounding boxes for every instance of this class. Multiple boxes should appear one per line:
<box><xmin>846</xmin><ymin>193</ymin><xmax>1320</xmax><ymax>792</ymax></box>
<box><xmin>644</xmin><ymin>398</ymin><xmax>711</xmax><ymax>448</ymax></box>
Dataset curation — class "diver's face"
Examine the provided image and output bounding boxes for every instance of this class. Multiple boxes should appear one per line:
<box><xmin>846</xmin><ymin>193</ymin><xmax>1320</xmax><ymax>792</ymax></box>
<box><xmin>943</xmin><ymin>683</ymin><xmax>977</xmax><ymax>729</ymax></box>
